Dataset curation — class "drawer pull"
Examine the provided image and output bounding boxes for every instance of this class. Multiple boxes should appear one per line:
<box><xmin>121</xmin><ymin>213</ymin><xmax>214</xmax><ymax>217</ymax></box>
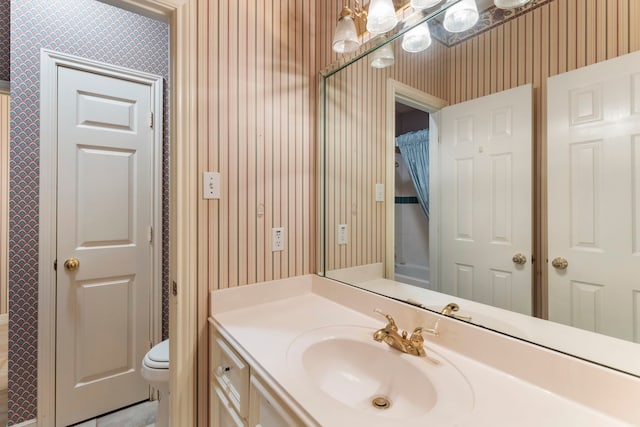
<box><xmin>216</xmin><ymin>365</ymin><xmax>231</xmax><ymax>376</ymax></box>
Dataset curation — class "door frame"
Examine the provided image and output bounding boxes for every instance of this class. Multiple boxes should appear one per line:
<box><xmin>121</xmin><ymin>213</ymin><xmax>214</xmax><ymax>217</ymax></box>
<box><xmin>39</xmin><ymin>49</ymin><xmax>163</xmax><ymax>424</ymax></box>
<box><xmin>385</xmin><ymin>79</ymin><xmax>447</xmax><ymax>281</ymax></box>
<box><xmin>37</xmin><ymin>2</ymin><xmax>198</xmax><ymax>426</ymax></box>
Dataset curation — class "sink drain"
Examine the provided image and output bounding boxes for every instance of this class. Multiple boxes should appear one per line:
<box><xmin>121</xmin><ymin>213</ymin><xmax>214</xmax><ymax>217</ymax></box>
<box><xmin>371</xmin><ymin>396</ymin><xmax>392</xmax><ymax>410</ymax></box>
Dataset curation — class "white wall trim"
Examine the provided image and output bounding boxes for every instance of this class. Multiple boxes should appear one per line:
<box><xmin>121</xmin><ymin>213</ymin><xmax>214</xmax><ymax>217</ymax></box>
<box><xmin>11</xmin><ymin>419</ymin><xmax>37</xmax><ymax>427</ymax></box>
<box><xmin>38</xmin><ymin>49</ymin><xmax>164</xmax><ymax>426</ymax></box>
<box><xmin>385</xmin><ymin>79</ymin><xmax>447</xmax><ymax>280</ymax></box>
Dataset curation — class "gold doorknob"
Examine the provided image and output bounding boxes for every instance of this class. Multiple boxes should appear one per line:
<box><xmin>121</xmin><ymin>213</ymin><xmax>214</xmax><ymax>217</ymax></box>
<box><xmin>64</xmin><ymin>258</ymin><xmax>80</xmax><ymax>271</ymax></box>
<box><xmin>551</xmin><ymin>257</ymin><xmax>568</xmax><ymax>270</ymax></box>
<box><xmin>512</xmin><ymin>253</ymin><xmax>527</xmax><ymax>265</ymax></box>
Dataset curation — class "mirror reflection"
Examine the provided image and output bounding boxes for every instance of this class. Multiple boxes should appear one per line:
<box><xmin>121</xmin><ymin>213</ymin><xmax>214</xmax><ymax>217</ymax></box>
<box><xmin>322</xmin><ymin>0</ymin><xmax>640</xmax><ymax>377</ymax></box>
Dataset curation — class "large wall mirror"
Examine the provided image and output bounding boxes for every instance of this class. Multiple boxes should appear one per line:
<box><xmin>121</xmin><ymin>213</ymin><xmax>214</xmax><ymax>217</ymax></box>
<box><xmin>320</xmin><ymin>0</ymin><xmax>640</xmax><ymax>377</ymax></box>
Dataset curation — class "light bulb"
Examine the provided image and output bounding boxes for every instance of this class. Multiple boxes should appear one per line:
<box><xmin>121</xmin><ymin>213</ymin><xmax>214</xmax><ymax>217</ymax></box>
<box><xmin>443</xmin><ymin>0</ymin><xmax>479</xmax><ymax>33</ymax></box>
<box><xmin>402</xmin><ymin>22</ymin><xmax>432</xmax><ymax>53</ymax></box>
<box><xmin>494</xmin><ymin>0</ymin><xmax>532</xmax><ymax>9</ymax></box>
<box><xmin>367</xmin><ymin>0</ymin><xmax>398</xmax><ymax>34</ymax></box>
<box><xmin>410</xmin><ymin>0</ymin><xmax>443</xmax><ymax>9</ymax></box>
<box><xmin>370</xmin><ymin>43</ymin><xmax>395</xmax><ymax>68</ymax></box>
<box><xmin>332</xmin><ymin>11</ymin><xmax>360</xmax><ymax>53</ymax></box>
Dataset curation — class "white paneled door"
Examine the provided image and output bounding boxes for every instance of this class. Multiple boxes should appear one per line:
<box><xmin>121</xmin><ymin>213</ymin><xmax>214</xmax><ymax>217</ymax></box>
<box><xmin>439</xmin><ymin>85</ymin><xmax>533</xmax><ymax>315</ymax></box>
<box><xmin>56</xmin><ymin>66</ymin><xmax>154</xmax><ymax>426</ymax></box>
<box><xmin>547</xmin><ymin>50</ymin><xmax>640</xmax><ymax>341</ymax></box>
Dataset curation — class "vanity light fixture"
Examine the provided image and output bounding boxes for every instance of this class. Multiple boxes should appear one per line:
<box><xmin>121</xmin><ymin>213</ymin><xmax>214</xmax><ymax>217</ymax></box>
<box><xmin>366</xmin><ymin>0</ymin><xmax>398</xmax><ymax>34</ymax></box>
<box><xmin>332</xmin><ymin>1</ymin><xmax>368</xmax><ymax>53</ymax></box>
<box><xmin>410</xmin><ymin>0</ymin><xmax>443</xmax><ymax>9</ymax></box>
<box><xmin>401</xmin><ymin>21</ymin><xmax>432</xmax><ymax>53</ymax></box>
<box><xmin>493</xmin><ymin>0</ymin><xmax>532</xmax><ymax>9</ymax></box>
<box><xmin>443</xmin><ymin>0</ymin><xmax>479</xmax><ymax>33</ymax></box>
<box><xmin>370</xmin><ymin>39</ymin><xmax>395</xmax><ymax>68</ymax></box>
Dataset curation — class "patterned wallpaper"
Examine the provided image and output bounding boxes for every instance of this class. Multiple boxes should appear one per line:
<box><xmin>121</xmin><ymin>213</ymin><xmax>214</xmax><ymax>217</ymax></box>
<box><xmin>9</xmin><ymin>0</ymin><xmax>169</xmax><ymax>423</ymax></box>
<box><xmin>0</xmin><ymin>0</ymin><xmax>8</xmax><ymax>81</ymax></box>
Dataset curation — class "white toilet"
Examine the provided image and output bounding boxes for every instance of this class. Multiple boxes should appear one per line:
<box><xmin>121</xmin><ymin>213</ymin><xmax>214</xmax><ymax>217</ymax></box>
<box><xmin>141</xmin><ymin>339</ymin><xmax>170</xmax><ymax>427</ymax></box>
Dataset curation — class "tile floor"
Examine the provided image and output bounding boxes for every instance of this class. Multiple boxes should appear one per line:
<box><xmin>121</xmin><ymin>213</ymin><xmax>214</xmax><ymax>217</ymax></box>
<box><xmin>71</xmin><ymin>400</ymin><xmax>157</xmax><ymax>427</ymax></box>
<box><xmin>0</xmin><ymin>316</ymin><xmax>153</xmax><ymax>427</ymax></box>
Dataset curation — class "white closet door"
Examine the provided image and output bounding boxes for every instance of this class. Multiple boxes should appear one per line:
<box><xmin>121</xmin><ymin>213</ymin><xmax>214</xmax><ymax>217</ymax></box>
<box><xmin>56</xmin><ymin>66</ymin><xmax>154</xmax><ymax>426</ymax></box>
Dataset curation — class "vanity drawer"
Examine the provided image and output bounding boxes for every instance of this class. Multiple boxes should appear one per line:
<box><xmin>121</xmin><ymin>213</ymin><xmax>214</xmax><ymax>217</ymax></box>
<box><xmin>211</xmin><ymin>332</ymin><xmax>250</xmax><ymax>418</ymax></box>
<box><xmin>248</xmin><ymin>374</ymin><xmax>302</xmax><ymax>427</ymax></box>
<box><xmin>212</xmin><ymin>384</ymin><xmax>247</xmax><ymax>427</ymax></box>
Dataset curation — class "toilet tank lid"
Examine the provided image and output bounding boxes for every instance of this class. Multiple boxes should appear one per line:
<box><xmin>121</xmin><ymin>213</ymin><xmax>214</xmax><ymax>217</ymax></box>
<box><xmin>148</xmin><ymin>339</ymin><xmax>170</xmax><ymax>363</ymax></box>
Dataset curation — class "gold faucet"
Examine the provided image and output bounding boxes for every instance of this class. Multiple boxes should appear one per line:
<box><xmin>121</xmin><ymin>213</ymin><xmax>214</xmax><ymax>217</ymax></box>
<box><xmin>440</xmin><ymin>303</ymin><xmax>472</xmax><ymax>321</ymax></box>
<box><xmin>373</xmin><ymin>309</ymin><xmax>438</xmax><ymax>357</ymax></box>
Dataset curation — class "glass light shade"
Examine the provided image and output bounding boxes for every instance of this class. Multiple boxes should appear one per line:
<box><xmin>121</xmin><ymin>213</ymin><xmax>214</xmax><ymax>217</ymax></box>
<box><xmin>332</xmin><ymin>14</ymin><xmax>360</xmax><ymax>53</ymax></box>
<box><xmin>443</xmin><ymin>0</ymin><xmax>479</xmax><ymax>33</ymax></box>
<box><xmin>402</xmin><ymin>22</ymin><xmax>432</xmax><ymax>53</ymax></box>
<box><xmin>370</xmin><ymin>44</ymin><xmax>395</xmax><ymax>68</ymax></box>
<box><xmin>410</xmin><ymin>0</ymin><xmax>443</xmax><ymax>9</ymax></box>
<box><xmin>366</xmin><ymin>0</ymin><xmax>398</xmax><ymax>34</ymax></box>
<box><xmin>494</xmin><ymin>0</ymin><xmax>532</xmax><ymax>9</ymax></box>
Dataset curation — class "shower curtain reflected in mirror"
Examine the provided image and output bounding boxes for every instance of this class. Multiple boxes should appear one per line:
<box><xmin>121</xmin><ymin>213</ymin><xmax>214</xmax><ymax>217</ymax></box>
<box><xmin>395</xmin><ymin>128</ymin><xmax>431</xmax><ymax>289</ymax></box>
<box><xmin>397</xmin><ymin>129</ymin><xmax>430</xmax><ymax>218</ymax></box>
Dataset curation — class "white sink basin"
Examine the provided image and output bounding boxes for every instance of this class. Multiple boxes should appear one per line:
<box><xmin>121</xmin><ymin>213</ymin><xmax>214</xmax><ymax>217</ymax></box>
<box><xmin>287</xmin><ymin>325</ymin><xmax>474</xmax><ymax>422</ymax></box>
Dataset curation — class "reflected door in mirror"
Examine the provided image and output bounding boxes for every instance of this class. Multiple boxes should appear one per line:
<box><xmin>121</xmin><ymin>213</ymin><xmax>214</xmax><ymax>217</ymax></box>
<box><xmin>439</xmin><ymin>85</ymin><xmax>533</xmax><ymax>315</ymax></box>
<box><xmin>548</xmin><ymin>50</ymin><xmax>640</xmax><ymax>342</ymax></box>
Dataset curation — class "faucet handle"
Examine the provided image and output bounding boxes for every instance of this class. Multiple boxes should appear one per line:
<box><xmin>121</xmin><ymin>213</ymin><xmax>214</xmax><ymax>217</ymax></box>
<box><xmin>412</xmin><ymin>325</ymin><xmax>439</xmax><ymax>338</ymax></box>
<box><xmin>408</xmin><ymin>323</ymin><xmax>439</xmax><ymax>358</ymax></box>
<box><xmin>441</xmin><ymin>303</ymin><xmax>472</xmax><ymax>321</ymax></box>
<box><xmin>373</xmin><ymin>309</ymin><xmax>398</xmax><ymax>331</ymax></box>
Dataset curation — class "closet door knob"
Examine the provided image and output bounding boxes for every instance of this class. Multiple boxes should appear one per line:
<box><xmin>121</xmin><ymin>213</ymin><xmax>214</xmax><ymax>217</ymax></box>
<box><xmin>512</xmin><ymin>253</ymin><xmax>527</xmax><ymax>265</ymax></box>
<box><xmin>64</xmin><ymin>258</ymin><xmax>80</xmax><ymax>271</ymax></box>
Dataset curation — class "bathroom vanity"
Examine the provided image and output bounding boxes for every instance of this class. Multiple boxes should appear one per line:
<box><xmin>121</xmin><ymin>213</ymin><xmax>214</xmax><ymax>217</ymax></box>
<box><xmin>209</xmin><ymin>275</ymin><xmax>640</xmax><ymax>427</ymax></box>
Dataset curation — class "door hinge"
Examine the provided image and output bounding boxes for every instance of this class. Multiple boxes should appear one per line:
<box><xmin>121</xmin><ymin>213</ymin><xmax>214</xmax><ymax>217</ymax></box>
<box><xmin>54</xmin><ymin>259</ymin><xmax>57</xmax><ymax>271</ymax></box>
<box><xmin>172</xmin><ymin>281</ymin><xmax>178</xmax><ymax>296</ymax></box>
<box><xmin>147</xmin><ymin>226</ymin><xmax>153</xmax><ymax>243</ymax></box>
<box><xmin>149</xmin><ymin>111</ymin><xmax>154</xmax><ymax>128</ymax></box>
<box><xmin>148</xmin><ymin>341</ymin><xmax>153</xmax><ymax>350</ymax></box>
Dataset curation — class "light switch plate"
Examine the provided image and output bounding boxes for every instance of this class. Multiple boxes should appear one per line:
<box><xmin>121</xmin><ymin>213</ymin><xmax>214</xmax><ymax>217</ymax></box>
<box><xmin>338</xmin><ymin>224</ymin><xmax>348</xmax><ymax>245</ymax></box>
<box><xmin>272</xmin><ymin>227</ymin><xmax>285</xmax><ymax>251</ymax></box>
<box><xmin>203</xmin><ymin>172</ymin><xmax>220</xmax><ymax>199</ymax></box>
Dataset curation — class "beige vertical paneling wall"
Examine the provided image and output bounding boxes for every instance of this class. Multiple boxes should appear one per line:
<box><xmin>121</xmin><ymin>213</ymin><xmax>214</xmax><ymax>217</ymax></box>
<box><xmin>0</xmin><ymin>93</ymin><xmax>7</xmax><ymax>315</ymax></box>
<box><xmin>197</xmin><ymin>0</ymin><xmax>638</xmax><ymax>420</ymax></box>
<box><xmin>324</xmin><ymin>42</ymin><xmax>449</xmax><ymax>272</ymax></box>
<box><xmin>448</xmin><ymin>0</ymin><xmax>640</xmax><ymax>314</ymax></box>
<box><xmin>198</xmin><ymin>0</ymin><xmax>321</xmax><ymax>293</ymax></box>
<box><xmin>197</xmin><ymin>3</ymin><xmax>324</xmax><ymax>421</ymax></box>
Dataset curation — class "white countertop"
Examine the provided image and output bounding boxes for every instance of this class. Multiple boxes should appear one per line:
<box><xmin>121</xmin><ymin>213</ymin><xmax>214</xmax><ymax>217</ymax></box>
<box><xmin>210</xmin><ymin>275</ymin><xmax>640</xmax><ymax>427</ymax></box>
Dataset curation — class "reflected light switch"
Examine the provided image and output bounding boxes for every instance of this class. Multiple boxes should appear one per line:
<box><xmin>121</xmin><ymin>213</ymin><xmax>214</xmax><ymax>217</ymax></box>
<box><xmin>375</xmin><ymin>183</ymin><xmax>385</xmax><ymax>202</ymax></box>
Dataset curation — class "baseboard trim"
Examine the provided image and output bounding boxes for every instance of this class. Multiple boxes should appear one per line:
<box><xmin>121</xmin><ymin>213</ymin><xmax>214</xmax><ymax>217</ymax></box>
<box><xmin>11</xmin><ymin>419</ymin><xmax>37</xmax><ymax>427</ymax></box>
